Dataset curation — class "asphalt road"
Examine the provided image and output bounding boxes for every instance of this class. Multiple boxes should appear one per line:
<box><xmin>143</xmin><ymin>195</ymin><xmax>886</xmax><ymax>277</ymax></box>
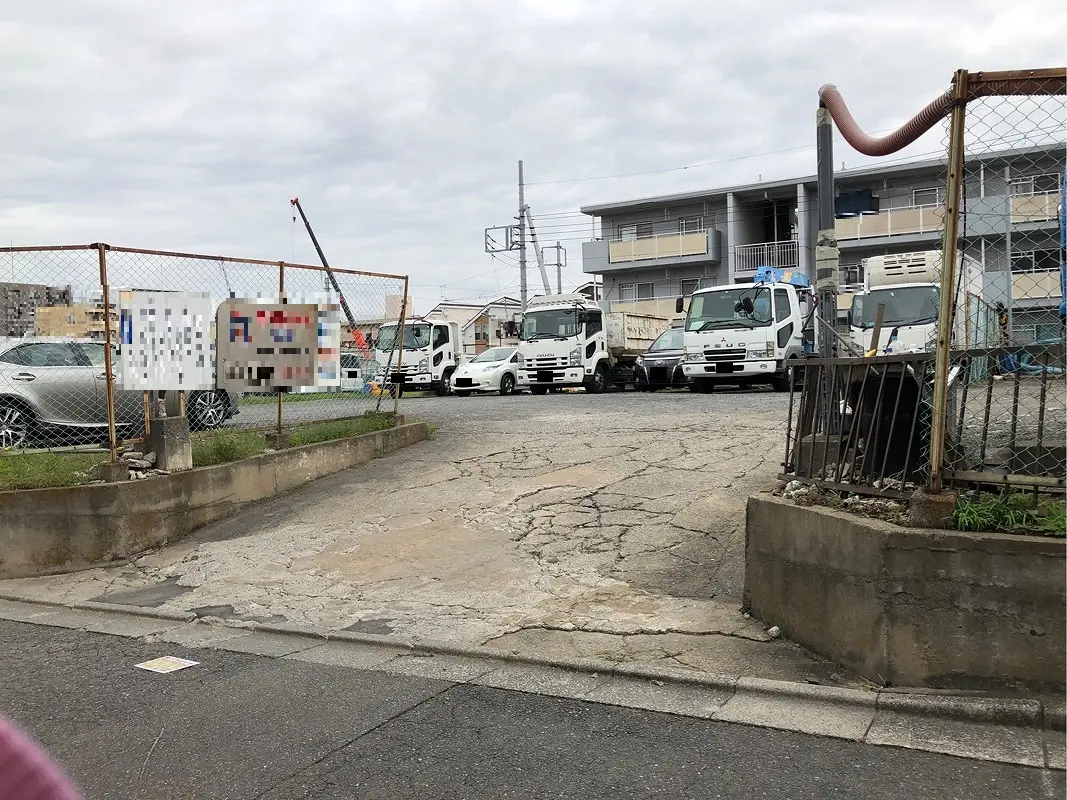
<box><xmin>2</xmin><ymin>621</ymin><xmax>1061</xmax><ymax>800</ymax></box>
<box><xmin>234</xmin><ymin>384</ymin><xmax>792</xmax><ymax>432</ymax></box>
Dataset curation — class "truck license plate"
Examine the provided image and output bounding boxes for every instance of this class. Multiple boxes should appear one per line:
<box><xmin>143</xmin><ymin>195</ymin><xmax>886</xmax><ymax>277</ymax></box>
<box><xmin>715</xmin><ymin>363</ymin><xmax>737</xmax><ymax>374</ymax></box>
<box><xmin>536</xmin><ymin>370</ymin><xmax>554</xmax><ymax>382</ymax></box>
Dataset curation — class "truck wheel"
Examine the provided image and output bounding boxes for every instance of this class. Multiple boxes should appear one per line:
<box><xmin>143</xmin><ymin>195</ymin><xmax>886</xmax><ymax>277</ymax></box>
<box><xmin>531</xmin><ymin>386</ymin><xmax>548</xmax><ymax>395</ymax></box>
<box><xmin>689</xmin><ymin>380</ymin><xmax>715</xmax><ymax>394</ymax></box>
<box><xmin>436</xmin><ymin>369</ymin><xmax>454</xmax><ymax>397</ymax></box>
<box><xmin>586</xmin><ymin>363</ymin><xmax>609</xmax><ymax>394</ymax></box>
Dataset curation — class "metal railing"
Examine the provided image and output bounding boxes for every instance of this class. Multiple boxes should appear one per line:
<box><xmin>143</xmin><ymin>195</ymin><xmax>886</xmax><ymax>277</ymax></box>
<box><xmin>734</xmin><ymin>240</ymin><xmax>799</xmax><ymax>275</ymax></box>
<box><xmin>781</xmin><ymin>354</ymin><xmax>938</xmax><ymax>497</ymax></box>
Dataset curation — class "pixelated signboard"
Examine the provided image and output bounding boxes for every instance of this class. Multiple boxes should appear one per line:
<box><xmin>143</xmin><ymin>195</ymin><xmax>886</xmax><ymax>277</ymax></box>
<box><xmin>215</xmin><ymin>299</ymin><xmax>340</xmax><ymax>391</ymax></box>
<box><xmin>118</xmin><ymin>290</ymin><xmax>215</xmax><ymax>390</ymax></box>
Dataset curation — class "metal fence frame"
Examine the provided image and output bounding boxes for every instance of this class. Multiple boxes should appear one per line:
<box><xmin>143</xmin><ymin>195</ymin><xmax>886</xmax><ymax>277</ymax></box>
<box><xmin>0</xmin><ymin>242</ymin><xmax>410</xmax><ymax>465</ymax></box>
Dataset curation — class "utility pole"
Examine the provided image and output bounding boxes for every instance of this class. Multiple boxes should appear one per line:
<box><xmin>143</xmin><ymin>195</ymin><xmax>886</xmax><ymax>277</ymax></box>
<box><xmin>814</xmin><ymin>105</ymin><xmax>838</xmax><ymax>358</ymax></box>
<box><xmin>542</xmin><ymin>242</ymin><xmax>566</xmax><ymax>294</ymax></box>
<box><xmin>556</xmin><ymin>241</ymin><xmax>562</xmax><ymax>294</ymax></box>
<box><xmin>518</xmin><ymin>160</ymin><xmax>527</xmax><ymax>312</ymax></box>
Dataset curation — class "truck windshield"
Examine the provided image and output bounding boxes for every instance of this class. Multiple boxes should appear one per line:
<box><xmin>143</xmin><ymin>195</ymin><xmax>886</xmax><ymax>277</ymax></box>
<box><xmin>854</xmin><ymin>286</ymin><xmax>939</xmax><ymax>329</ymax></box>
<box><xmin>376</xmin><ymin>323</ymin><xmax>431</xmax><ymax>350</ymax></box>
<box><xmin>522</xmin><ymin>308</ymin><xmax>579</xmax><ymax>340</ymax></box>
<box><xmin>686</xmin><ymin>287</ymin><xmax>772</xmax><ymax>331</ymax></box>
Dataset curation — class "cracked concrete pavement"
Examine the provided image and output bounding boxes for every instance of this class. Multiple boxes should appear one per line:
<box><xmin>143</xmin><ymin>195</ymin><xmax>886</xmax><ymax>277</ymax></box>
<box><xmin>0</xmin><ymin>390</ymin><xmax>866</xmax><ymax>687</ymax></box>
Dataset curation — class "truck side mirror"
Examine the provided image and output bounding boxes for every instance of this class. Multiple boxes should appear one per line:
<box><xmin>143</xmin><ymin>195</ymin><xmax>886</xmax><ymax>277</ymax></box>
<box><xmin>741</xmin><ymin>297</ymin><xmax>755</xmax><ymax>315</ymax></box>
<box><xmin>675</xmin><ymin>297</ymin><xmax>684</xmax><ymax>314</ymax></box>
<box><xmin>575</xmin><ymin>311</ymin><xmax>587</xmax><ymax>324</ymax></box>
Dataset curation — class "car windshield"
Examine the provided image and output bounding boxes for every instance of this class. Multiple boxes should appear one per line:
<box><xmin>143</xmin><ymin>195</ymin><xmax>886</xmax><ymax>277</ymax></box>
<box><xmin>522</xmin><ymin>308</ymin><xmax>579</xmax><ymax>341</ymax></box>
<box><xmin>649</xmin><ymin>329</ymin><xmax>684</xmax><ymax>351</ymax></box>
<box><xmin>686</xmin><ymin>287</ymin><xmax>772</xmax><ymax>332</ymax></box>
<box><xmin>472</xmin><ymin>347</ymin><xmax>513</xmax><ymax>363</ymax></box>
<box><xmin>855</xmin><ymin>286</ymin><xmax>940</xmax><ymax>328</ymax></box>
<box><xmin>376</xmin><ymin>323</ymin><xmax>431</xmax><ymax>350</ymax></box>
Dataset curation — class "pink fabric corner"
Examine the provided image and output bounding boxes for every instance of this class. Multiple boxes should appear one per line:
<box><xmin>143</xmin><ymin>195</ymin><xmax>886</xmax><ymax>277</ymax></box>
<box><xmin>0</xmin><ymin>716</ymin><xmax>82</xmax><ymax>800</ymax></box>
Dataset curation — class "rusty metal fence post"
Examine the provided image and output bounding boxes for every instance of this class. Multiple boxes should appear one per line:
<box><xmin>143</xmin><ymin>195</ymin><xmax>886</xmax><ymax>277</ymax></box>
<box><xmin>94</xmin><ymin>242</ymin><xmax>119</xmax><ymax>462</ymax></box>
<box><xmin>926</xmin><ymin>69</ymin><xmax>969</xmax><ymax>494</ymax></box>
<box><xmin>276</xmin><ymin>261</ymin><xmax>285</xmax><ymax>441</ymax></box>
<box><xmin>391</xmin><ymin>276</ymin><xmax>409</xmax><ymax>424</ymax></box>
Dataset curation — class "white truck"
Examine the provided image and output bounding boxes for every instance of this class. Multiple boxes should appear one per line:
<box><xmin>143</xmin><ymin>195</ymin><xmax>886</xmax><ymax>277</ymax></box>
<box><xmin>679</xmin><ymin>267</ymin><xmax>815</xmax><ymax>393</ymax></box>
<box><xmin>516</xmin><ymin>294</ymin><xmax>670</xmax><ymax>394</ymax></box>
<box><xmin>372</xmin><ymin>319</ymin><xmax>465</xmax><ymax>396</ymax></box>
<box><xmin>849</xmin><ymin>250</ymin><xmax>985</xmax><ymax>355</ymax></box>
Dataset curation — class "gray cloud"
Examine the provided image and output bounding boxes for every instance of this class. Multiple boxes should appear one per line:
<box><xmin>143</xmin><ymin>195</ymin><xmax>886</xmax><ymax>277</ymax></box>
<box><xmin>1</xmin><ymin>0</ymin><xmax>1063</xmax><ymax>310</ymax></box>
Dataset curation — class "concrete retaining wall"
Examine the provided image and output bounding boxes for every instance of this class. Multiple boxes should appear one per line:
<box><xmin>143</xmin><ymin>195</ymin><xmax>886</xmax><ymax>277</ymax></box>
<box><xmin>0</xmin><ymin>422</ymin><xmax>430</xmax><ymax>580</ymax></box>
<box><xmin>744</xmin><ymin>493</ymin><xmax>1066</xmax><ymax>690</ymax></box>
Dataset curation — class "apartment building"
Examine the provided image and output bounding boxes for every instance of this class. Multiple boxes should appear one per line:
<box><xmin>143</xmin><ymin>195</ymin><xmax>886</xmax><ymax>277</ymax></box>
<box><xmin>580</xmin><ymin>143</ymin><xmax>1064</xmax><ymax>340</ymax></box>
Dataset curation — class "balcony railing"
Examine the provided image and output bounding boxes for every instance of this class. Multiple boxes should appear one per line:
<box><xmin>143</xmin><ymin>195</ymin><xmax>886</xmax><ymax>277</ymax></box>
<box><xmin>1011</xmin><ymin>191</ymin><xmax>1061</xmax><ymax>224</ymax></box>
<box><xmin>734</xmin><ymin>240</ymin><xmax>799</xmax><ymax>276</ymax></box>
<box><xmin>608</xmin><ymin>230</ymin><xmax>708</xmax><ymax>264</ymax></box>
<box><xmin>1012</xmin><ymin>269</ymin><xmax>1064</xmax><ymax>302</ymax></box>
<box><xmin>835</xmin><ymin>203</ymin><xmax>945</xmax><ymax>240</ymax></box>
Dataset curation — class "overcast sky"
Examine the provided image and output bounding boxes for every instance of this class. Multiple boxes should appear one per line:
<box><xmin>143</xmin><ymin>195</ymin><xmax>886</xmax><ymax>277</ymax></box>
<box><xmin>1</xmin><ymin>0</ymin><xmax>1064</xmax><ymax>314</ymax></box>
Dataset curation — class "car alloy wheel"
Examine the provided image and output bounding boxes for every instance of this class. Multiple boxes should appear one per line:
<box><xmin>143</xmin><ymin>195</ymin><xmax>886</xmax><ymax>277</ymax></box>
<box><xmin>190</xmin><ymin>391</ymin><xmax>227</xmax><ymax>429</ymax></box>
<box><xmin>0</xmin><ymin>403</ymin><xmax>31</xmax><ymax>449</ymax></box>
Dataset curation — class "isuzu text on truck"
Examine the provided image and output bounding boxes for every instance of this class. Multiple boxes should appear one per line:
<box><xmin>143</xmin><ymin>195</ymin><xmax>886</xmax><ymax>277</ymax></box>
<box><xmin>516</xmin><ymin>294</ymin><xmax>670</xmax><ymax>394</ymax></box>
<box><xmin>372</xmin><ymin>320</ymin><xmax>464</xmax><ymax>396</ymax></box>
<box><xmin>679</xmin><ymin>267</ymin><xmax>814</xmax><ymax>393</ymax></box>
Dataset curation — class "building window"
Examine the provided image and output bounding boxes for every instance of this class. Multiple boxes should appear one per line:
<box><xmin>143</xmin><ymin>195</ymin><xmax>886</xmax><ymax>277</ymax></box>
<box><xmin>679</xmin><ymin>279</ymin><xmax>700</xmax><ymax>297</ymax></box>
<box><xmin>616</xmin><ymin>222</ymin><xmax>654</xmax><ymax>241</ymax></box>
<box><xmin>1011</xmin><ymin>249</ymin><xmax>1060</xmax><ymax>273</ymax></box>
<box><xmin>678</xmin><ymin>216</ymin><xmax>703</xmax><ymax>234</ymax></box>
<box><xmin>619</xmin><ymin>282</ymin><xmax>655</xmax><ymax>301</ymax></box>
<box><xmin>911</xmin><ymin>188</ymin><xmax>943</xmax><ymax>207</ymax></box>
<box><xmin>843</xmin><ymin>264</ymin><xmax>863</xmax><ymax>285</ymax></box>
<box><xmin>1010</xmin><ymin>174</ymin><xmax>1061</xmax><ymax>196</ymax></box>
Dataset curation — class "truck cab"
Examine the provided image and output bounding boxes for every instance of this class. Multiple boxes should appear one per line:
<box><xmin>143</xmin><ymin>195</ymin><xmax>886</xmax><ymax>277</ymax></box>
<box><xmin>516</xmin><ymin>294</ymin><xmax>609</xmax><ymax>394</ymax></box>
<box><xmin>373</xmin><ymin>320</ymin><xmax>463</xmax><ymax>396</ymax></box>
<box><xmin>679</xmin><ymin>268</ymin><xmax>813</xmax><ymax>393</ymax></box>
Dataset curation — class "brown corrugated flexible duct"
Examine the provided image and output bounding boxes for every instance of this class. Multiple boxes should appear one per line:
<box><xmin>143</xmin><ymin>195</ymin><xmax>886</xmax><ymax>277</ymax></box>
<box><xmin>818</xmin><ymin>84</ymin><xmax>954</xmax><ymax>156</ymax></box>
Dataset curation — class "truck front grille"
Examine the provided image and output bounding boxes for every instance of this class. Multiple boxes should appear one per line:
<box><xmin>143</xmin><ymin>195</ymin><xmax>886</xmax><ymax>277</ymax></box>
<box><xmin>703</xmin><ymin>348</ymin><xmax>746</xmax><ymax>362</ymax></box>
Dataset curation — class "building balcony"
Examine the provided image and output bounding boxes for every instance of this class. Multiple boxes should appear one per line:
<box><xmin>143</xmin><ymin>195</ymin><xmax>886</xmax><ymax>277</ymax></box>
<box><xmin>583</xmin><ymin>230</ymin><xmax>723</xmax><ymax>274</ymax></box>
<box><xmin>734</xmin><ymin>240</ymin><xmax>799</xmax><ymax>276</ymax></box>
<box><xmin>607</xmin><ymin>229</ymin><xmax>722</xmax><ymax>265</ymax></box>
<box><xmin>1011</xmin><ymin>191</ymin><xmax>1061</xmax><ymax>224</ymax></box>
<box><xmin>1013</xmin><ymin>269</ymin><xmax>1063</xmax><ymax>303</ymax></box>
<box><xmin>835</xmin><ymin>204</ymin><xmax>945</xmax><ymax>241</ymax></box>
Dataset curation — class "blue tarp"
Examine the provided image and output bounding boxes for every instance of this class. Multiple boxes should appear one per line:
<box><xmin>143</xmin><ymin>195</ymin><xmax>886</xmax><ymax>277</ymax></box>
<box><xmin>752</xmin><ymin>266</ymin><xmax>810</xmax><ymax>288</ymax></box>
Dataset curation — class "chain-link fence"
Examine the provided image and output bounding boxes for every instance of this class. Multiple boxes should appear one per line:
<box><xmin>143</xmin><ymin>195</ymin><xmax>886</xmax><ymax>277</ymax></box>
<box><xmin>781</xmin><ymin>68</ymin><xmax>1064</xmax><ymax>502</ymax></box>
<box><xmin>940</xmin><ymin>70</ymin><xmax>1066</xmax><ymax>492</ymax></box>
<box><xmin>0</xmin><ymin>243</ymin><xmax>408</xmax><ymax>461</ymax></box>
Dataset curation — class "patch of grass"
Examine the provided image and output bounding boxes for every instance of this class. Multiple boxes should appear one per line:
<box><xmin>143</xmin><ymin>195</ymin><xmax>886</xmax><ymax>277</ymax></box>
<box><xmin>289</xmin><ymin>414</ymin><xmax>394</xmax><ymax>447</ymax></box>
<box><xmin>239</xmin><ymin>391</ymin><xmax>368</xmax><ymax>406</ymax></box>
<box><xmin>955</xmin><ymin>491</ymin><xmax>1067</xmax><ymax>537</ymax></box>
<box><xmin>0</xmin><ymin>452</ymin><xmax>106</xmax><ymax>491</ymax></box>
<box><xmin>192</xmin><ymin>431</ymin><xmax>267</xmax><ymax>467</ymax></box>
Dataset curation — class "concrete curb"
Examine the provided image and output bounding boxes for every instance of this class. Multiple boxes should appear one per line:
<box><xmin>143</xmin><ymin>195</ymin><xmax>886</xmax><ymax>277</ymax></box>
<box><xmin>2</xmin><ymin>594</ymin><xmax>1057</xmax><ymax>735</ymax></box>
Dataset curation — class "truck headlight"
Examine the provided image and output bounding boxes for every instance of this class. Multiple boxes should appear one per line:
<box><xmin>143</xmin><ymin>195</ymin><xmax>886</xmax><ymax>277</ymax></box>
<box><xmin>747</xmin><ymin>346</ymin><xmax>774</xmax><ymax>359</ymax></box>
<box><xmin>516</xmin><ymin>352</ymin><xmax>524</xmax><ymax>366</ymax></box>
<box><xmin>686</xmin><ymin>352</ymin><xmax>704</xmax><ymax>363</ymax></box>
<box><xmin>418</xmin><ymin>358</ymin><xmax>429</xmax><ymax>371</ymax></box>
<box><xmin>568</xmin><ymin>347</ymin><xmax>582</xmax><ymax>366</ymax></box>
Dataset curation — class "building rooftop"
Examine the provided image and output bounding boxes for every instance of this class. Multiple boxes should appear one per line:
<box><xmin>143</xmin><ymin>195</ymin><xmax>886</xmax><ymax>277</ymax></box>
<box><xmin>579</xmin><ymin>142</ymin><xmax>1064</xmax><ymax>216</ymax></box>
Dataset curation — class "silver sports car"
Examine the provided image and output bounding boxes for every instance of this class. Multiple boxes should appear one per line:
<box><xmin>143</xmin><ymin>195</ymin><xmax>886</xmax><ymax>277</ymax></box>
<box><xmin>0</xmin><ymin>338</ymin><xmax>239</xmax><ymax>449</ymax></box>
